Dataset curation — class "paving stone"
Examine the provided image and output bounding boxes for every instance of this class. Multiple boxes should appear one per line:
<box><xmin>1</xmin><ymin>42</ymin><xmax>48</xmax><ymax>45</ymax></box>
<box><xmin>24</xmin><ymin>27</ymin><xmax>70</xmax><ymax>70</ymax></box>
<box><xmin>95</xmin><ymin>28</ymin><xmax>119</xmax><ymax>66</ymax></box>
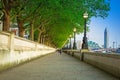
<box><xmin>0</xmin><ymin>52</ymin><xmax>119</xmax><ymax>80</ymax></box>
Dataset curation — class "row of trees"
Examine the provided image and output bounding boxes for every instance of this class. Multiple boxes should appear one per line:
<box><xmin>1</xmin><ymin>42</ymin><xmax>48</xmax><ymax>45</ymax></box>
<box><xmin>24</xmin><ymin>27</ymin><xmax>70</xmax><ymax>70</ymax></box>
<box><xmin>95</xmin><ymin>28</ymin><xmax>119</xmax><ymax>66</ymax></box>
<box><xmin>0</xmin><ymin>0</ymin><xmax>110</xmax><ymax>48</ymax></box>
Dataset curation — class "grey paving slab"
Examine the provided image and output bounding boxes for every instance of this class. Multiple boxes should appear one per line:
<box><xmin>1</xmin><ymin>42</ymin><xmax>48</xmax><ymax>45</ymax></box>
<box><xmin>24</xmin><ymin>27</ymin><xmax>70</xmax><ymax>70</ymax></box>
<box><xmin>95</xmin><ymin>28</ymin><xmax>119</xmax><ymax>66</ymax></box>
<box><xmin>0</xmin><ymin>52</ymin><xmax>119</xmax><ymax>80</ymax></box>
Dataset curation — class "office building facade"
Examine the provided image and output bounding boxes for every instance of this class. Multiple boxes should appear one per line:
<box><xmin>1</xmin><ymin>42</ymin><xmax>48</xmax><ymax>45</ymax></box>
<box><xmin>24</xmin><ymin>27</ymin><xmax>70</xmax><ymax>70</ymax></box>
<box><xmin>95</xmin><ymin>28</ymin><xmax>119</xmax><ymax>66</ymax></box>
<box><xmin>104</xmin><ymin>28</ymin><xmax>108</xmax><ymax>49</ymax></box>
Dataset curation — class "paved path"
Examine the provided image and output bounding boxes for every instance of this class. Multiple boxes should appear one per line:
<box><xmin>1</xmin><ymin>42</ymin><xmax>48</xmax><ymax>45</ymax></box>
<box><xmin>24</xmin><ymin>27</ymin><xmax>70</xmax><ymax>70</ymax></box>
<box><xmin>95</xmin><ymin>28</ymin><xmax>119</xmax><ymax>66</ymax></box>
<box><xmin>0</xmin><ymin>52</ymin><xmax>119</xmax><ymax>80</ymax></box>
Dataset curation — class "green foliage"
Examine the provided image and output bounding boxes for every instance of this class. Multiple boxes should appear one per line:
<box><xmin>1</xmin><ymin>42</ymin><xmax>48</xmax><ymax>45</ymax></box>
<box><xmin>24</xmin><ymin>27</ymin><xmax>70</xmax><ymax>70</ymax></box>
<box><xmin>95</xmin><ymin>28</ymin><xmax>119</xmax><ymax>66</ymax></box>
<box><xmin>1</xmin><ymin>0</ymin><xmax>110</xmax><ymax>48</ymax></box>
<box><xmin>43</xmin><ymin>0</ymin><xmax>110</xmax><ymax>48</ymax></box>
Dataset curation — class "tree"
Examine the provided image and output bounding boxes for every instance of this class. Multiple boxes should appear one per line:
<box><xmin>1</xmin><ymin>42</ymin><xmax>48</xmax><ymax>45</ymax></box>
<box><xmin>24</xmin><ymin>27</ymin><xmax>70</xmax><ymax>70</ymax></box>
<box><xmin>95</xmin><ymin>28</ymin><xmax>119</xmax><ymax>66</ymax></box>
<box><xmin>0</xmin><ymin>0</ymin><xmax>110</xmax><ymax>48</ymax></box>
<box><xmin>0</xmin><ymin>0</ymin><xmax>14</xmax><ymax>31</ymax></box>
<box><xmin>11</xmin><ymin>0</ymin><xmax>42</xmax><ymax>37</ymax></box>
<box><xmin>44</xmin><ymin>0</ymin><xmax>110</xmax><ymax>48</ymax></box>
<box><xmin>31</xmin><ymin>0</ymin><xmax>110</xmax><ymax>48</ymax></box>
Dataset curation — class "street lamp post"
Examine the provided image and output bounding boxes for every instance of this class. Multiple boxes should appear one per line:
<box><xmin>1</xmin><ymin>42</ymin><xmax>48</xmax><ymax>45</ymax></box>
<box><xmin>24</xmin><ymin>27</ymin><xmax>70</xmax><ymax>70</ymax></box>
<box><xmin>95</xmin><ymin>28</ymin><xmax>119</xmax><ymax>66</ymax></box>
<box><xmin>73</xmin><ymin>27</ymin><xmax>77</xmax><ymax>49</ymax></box>
<box><xmin>67</xmin><ymin>38</ymin><xmax>69</xmax><ymax>49</ymax></box>
<box><xmin>69</xmin><ymin>35</ymin><xmax>72</xmax><ymax>49</ymax></box>
<box><xmin>82</xmin><ymin>12</ymin><xmax>88</xmax><ymax>49</ymax></box>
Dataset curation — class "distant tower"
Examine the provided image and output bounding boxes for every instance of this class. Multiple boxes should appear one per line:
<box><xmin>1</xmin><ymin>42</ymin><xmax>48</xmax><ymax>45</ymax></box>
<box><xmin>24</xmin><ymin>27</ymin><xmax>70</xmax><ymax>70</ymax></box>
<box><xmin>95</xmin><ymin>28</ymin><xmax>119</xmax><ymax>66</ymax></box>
<box><xmin>113</xmin><ymin>42</ymin><xmax>115</xmax><ymax>49</ymax></box>
<box><xmin>104</xmin><ymin>28</ymin><xmax>108</xmax><ymax>49</ymax></box>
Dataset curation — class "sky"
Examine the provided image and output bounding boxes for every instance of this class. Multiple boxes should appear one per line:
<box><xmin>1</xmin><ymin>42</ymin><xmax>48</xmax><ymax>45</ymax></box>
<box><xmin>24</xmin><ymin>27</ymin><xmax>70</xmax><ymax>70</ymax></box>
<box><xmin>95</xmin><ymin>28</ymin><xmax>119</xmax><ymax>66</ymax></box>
<box><xmin>76</xmin><ymin>0</ymin><xmax>120</xmax><ymax>48</ymax></box>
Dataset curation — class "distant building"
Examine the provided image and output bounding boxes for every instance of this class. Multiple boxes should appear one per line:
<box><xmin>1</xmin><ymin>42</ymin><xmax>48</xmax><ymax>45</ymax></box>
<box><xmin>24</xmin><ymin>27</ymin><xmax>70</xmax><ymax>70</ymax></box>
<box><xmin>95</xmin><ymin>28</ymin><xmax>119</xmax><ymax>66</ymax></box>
<box><xmin>88</xmin><ymin>41</ymin><xmax>101</xmax><ymax>50</ymax></box>
<box><xmin>10</xmin><ymin>23</ymin><xmax>19</xmax><ymax>36</ymax></box>
<box><xmin>104</xmin><ymin>28</ymin><xmax>108</xmax><ymax>49</ymax></box>
<box><xmin>10</xmin><ymin>23</ymin><xmax>29</xmax><ymax>39</ymax></box>
<box><xmin>116</xmin><ymin>48</ymin><xmax>120</xmax><ymax>53</ymax></box>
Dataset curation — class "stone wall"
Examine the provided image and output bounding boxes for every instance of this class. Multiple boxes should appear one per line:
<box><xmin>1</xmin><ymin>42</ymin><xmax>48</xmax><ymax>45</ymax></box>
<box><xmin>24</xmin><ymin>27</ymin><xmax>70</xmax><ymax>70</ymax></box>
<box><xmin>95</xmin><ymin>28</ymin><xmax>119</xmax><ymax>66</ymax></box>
<box><xmin>0</xmin><ymin>31</ymin><xmax>56</xmax><ymax>71</ymax></box>
<box><xmin>83</xmin><ymin>52</ymin><xmax>120</xmax><ymax>78</ymax></box>
<box><xmin>64</xmin><ymin>50</ymin><xmax>120</xmax><ymax>78</ymax></box>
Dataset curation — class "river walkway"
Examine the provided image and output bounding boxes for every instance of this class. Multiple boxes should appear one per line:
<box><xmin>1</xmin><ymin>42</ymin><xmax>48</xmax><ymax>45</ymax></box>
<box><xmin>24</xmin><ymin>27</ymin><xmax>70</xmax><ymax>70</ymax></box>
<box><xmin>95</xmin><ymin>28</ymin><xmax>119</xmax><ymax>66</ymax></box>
<box><xmin>0</xmin><ymin>52</ymin><xmax>119</xmax><ymax>80</ymax></box>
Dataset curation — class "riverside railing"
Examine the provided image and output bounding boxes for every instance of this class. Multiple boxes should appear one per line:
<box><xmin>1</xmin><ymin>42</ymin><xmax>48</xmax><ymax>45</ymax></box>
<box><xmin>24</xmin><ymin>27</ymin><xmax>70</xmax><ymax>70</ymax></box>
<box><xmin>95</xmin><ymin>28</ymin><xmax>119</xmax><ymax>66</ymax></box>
<box><xmin>63</xmin><ymin>50</ymin><xmax>120</xmax><ymax>78</ymax></box>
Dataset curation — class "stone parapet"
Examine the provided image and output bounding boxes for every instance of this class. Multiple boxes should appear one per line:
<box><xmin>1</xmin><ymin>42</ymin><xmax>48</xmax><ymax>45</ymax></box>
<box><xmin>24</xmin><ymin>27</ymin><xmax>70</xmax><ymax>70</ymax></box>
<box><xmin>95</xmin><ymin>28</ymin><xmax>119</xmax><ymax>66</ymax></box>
<box><xmin>0</xmin><ymin>31</ymin><xmax>56</xmax><ymax>71</ymax></box>
<box><xmin>64</xmin><ymin>50</ymin><xmax>120</xmax><ymax>78</ymax></box>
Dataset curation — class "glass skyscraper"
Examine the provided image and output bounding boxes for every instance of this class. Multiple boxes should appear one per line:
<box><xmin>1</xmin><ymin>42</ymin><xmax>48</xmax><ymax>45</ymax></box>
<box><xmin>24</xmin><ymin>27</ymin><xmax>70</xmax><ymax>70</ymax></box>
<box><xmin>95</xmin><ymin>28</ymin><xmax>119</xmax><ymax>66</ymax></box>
<box><xmin>104</xmin><ymin>28</ymin><xmax>108</xmax><ymax>49</ymax></box>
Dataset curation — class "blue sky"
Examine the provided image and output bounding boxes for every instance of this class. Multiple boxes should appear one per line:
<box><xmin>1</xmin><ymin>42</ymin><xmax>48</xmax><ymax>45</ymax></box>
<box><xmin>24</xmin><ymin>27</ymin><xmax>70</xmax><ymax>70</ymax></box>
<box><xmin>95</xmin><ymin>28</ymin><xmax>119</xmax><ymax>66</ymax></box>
<box><xmin>76</xmin><ymin>0</ymin><xmax>120</xmax><ymax>48</ymax></box>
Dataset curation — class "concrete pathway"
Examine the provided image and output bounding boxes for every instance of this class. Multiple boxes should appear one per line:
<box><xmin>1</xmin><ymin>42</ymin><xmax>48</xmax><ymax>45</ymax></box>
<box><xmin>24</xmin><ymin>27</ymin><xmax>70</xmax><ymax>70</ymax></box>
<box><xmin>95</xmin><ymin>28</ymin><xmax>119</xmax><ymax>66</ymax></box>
<box><xmin>0</xmin><ymin>52</ymin><xmax>119</xmax><ymax>80</ymax></box>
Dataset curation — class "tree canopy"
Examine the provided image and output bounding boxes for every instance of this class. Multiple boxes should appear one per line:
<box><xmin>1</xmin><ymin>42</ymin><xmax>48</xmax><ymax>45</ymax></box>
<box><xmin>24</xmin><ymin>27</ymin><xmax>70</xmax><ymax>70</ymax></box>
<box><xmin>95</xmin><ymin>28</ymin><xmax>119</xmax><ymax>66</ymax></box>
<box><xmin>0</xmin><ymin>0</ymin><xmax>110</xmax><ymax>48</ymax></box>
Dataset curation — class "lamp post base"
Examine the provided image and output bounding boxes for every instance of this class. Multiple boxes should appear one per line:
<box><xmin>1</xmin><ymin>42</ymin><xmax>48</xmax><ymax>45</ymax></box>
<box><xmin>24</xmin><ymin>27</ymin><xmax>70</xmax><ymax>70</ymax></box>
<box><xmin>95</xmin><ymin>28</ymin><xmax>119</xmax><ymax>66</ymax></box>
<box><xmin>82</xmin><ymin>43</ymin><xmax>88</xmax><ymax>49</ymax></box>
<box><xmin>73</xmin><ymin>42</ymin><xmax>77</xmax><ymax>49</ymax></box>
<box><xmin>81</xmin><ymin>36</ymin><xmax>88</xmax><ymax>49</ymax></box>
<box><xmin>81</xmin><ymin>36</ymin><xmax>89</xmax><ymax>53</ymax></box>
<box><xmin>80</xmin><ymin>49</ymin><xmax>89</xmax><ymax>53</ymax></box>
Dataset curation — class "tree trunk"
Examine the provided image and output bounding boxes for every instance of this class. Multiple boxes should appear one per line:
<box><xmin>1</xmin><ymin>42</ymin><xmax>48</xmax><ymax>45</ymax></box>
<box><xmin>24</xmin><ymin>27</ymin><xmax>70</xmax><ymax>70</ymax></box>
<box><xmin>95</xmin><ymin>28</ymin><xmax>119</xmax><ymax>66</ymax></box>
<box><xmin>38</xmin><ymin>31</ymin><xmax>42</xmax><ymax>43</ymax></box>
<box><xmin>3</xmin><ymin>12</ymin><xmax>10</xmax><ymax>31</ymax></box>
<box><xmin>40</xmin><ymin>34</ymin><xmax>43</xmax><ymax>43</ymax></box>
<box><xmin>30</xmin><ymin>20</ymin><xmax>34</xmax><ymax>40</ymax></box>
<box><xmin>2</xmin><ymin>0</ymin><xmax>11</xmax><ymax>31</ymax></box>
<box><xmin>17</xmin><ymin>17</ymin><xmax>25</xmax><ymax>37</ymax></box>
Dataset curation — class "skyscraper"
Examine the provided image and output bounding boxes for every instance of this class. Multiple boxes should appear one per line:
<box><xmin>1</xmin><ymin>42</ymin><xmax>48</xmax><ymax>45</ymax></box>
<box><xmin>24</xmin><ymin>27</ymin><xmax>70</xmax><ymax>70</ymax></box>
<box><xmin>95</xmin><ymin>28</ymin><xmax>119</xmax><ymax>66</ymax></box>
<box><xmin>104</xmin><ymin>28</ymin><xmax>108</xmax><ymax>49</ymax></box>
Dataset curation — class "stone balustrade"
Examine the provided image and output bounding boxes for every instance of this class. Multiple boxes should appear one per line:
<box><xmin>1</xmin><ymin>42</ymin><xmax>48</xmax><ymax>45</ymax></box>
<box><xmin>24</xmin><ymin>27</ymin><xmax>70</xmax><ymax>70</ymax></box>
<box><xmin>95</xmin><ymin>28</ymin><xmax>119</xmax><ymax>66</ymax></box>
<box><xmin>0</xmin><ymin>31</ymin><xmax>56</xmax><ymax>71</ymax></box>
